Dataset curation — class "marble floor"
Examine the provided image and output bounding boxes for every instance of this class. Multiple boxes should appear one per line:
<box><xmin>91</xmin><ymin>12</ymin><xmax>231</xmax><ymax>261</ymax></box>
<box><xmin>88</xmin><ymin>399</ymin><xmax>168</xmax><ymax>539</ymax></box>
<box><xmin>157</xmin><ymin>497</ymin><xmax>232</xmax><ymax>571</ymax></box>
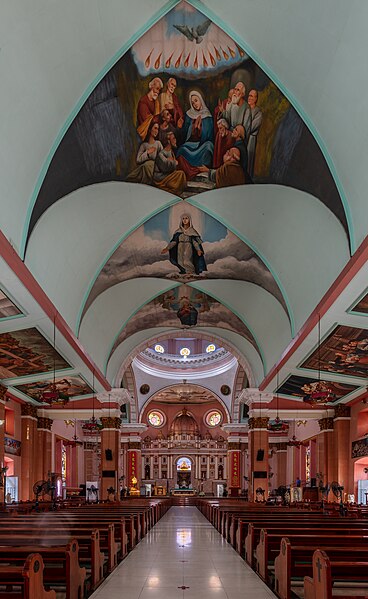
<box><xmin>91</xmin><ymin>506</ymin><xmax>276</xmax><ymax>599</ymax></box>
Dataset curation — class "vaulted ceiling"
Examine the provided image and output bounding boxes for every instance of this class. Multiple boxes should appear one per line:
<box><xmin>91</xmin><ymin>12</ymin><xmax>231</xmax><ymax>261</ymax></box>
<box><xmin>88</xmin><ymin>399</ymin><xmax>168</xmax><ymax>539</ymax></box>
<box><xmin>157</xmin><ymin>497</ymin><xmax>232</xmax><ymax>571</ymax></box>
<box><xmin>0</xmin><ymin>0</ymin><xmax>367</xmax><ymax>418</ymax></box>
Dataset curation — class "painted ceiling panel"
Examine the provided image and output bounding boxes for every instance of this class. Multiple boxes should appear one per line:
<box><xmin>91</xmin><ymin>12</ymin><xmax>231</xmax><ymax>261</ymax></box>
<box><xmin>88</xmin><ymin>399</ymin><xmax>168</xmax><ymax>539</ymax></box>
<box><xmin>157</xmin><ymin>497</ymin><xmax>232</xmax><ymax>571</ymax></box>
<box><xmin>82</xmin><ymin>201</ymin><xmax>287</xmax><ymax>319</ymax></box>
<box><xmin>191</xmin><ymin>279</ymin><xmax>292</xmax><ymax>371</ymax></box>
<box><xmin>79</xmin><ymin>278</ymin><xmax>178</xmax><ymax>371</ymax></box>
<box><xmin>192</xmin><ymin>184</ymin><xmax>350</xmax><ymax>332</ymax></box>
<box><xmin>27</xmin><ymin>0</ymin><xmax>347</xmax><ymax>247</ymax></box>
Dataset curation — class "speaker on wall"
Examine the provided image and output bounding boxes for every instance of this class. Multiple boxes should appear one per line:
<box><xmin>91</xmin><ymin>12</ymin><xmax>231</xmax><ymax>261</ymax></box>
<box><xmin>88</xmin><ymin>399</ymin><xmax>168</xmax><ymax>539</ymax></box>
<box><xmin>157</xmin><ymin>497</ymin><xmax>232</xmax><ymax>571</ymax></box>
<box><xmin>105</xmin><ymin>449</ymin><xmax>113</xmax><ymax>461</ymax></box>
<box><xmin>256</xmin><ymin>449</ymin><xmax>264</xmax><ymax>461</ymax></box>
<box><xmin>253</xmin><ymin>471</ymin><xmax>267</xmax><ymax>478</ymax></box>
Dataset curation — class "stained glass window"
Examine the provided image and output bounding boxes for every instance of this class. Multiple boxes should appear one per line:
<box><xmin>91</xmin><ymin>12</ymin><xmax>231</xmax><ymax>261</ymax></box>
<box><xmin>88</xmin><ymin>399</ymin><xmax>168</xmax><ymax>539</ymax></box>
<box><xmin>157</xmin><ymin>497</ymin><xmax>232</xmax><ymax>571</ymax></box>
<box><xmin>180</xmin><ymin>347</ymin><xmax>190</xmax><ymax>356</ymax></box>
<box><xmin>154</xmin><ymin>344</ymin><xmax>164</xmax><ymax>353</ymax></box>
<box><xmin>206</xmin><ymin>344</ymin><xmax>216</xmax><ymax>353</ymax></box>
<box><xmin>148</xmin><ymin>411</ymin><xmax>164</xmax><ymax>427</ymax></box>
<box><xmin>206</xmin><ymin>411</ymin><xmax>222</xmax><ymax>427</ymax></box>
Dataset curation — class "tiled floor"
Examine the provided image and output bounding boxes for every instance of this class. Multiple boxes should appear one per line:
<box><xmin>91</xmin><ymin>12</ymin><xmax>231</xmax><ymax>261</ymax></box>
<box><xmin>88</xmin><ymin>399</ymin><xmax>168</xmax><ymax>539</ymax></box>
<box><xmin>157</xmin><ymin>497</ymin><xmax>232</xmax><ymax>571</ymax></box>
<box><xmin>91</xmin><ymin>506</ymin><xmax>276</xmax><ymax>599</ymax></box>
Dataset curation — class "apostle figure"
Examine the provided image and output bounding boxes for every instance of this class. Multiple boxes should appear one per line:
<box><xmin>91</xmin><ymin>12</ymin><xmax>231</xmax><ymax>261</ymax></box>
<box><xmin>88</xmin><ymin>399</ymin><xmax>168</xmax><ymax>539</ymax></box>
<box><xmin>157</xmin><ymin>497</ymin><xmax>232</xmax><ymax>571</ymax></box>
<box><xmin>154</xmin><ymin>132</ymin><xmax>187</xmax><ymax>195</ymax></box>
<box><xmin>222</xmin><ymin>82</ymin><xmax>251</xmax><ymax>140</ymax></box>
<box><xmin>176</xmin><ymin>91</ymin><xmax>214</xmax><ymax>180</ymax></box>
<box><xmin>137</xmin><ymin>77</ymin><xmax>163</xmax><ymax>141</ymax></box>
<box><xmin>126</xmin><ymin>119</ymin><xmax>162</xmax><ymax>184</ymax></box>
<box><xmin>231</xmin><ymin>124</ymin><xmax>249</xmax><ymax>178</ymax></box>
<box><xmin>213</xmin><ymin>118</ymin><xmax>233</xmax><ymax>168</ymax></box>
<box><xmin>159</xmin><ymin>77</ymin><xmax>184</xmax><ymax>128</ymax></box>
<box><xmin>247</xmin><ymin>89</ymin><xmax>263</xmax><ymax>178</ymax></box>
<box><xmin>161</xmin><ymin>214</ymin><xmax>207</xmax><ymax>276</ymax></box>
<box><xmin>158</xmin><ymin>109</ymin><xmax>177</xmax><ymax>146</ymax></box>
<box><xmin>199</xmin><ymin>147</ymin><xmax>246</xmax><ymax>188</ymax></box>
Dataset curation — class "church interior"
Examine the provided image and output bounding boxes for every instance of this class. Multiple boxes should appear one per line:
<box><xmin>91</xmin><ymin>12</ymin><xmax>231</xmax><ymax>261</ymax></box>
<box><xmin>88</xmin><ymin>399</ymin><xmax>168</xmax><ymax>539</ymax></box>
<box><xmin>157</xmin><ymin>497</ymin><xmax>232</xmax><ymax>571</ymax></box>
<box><xmin>0</xmin><ymin>0</ymin><xmax>367</xmax><ymax>598</ymax></box>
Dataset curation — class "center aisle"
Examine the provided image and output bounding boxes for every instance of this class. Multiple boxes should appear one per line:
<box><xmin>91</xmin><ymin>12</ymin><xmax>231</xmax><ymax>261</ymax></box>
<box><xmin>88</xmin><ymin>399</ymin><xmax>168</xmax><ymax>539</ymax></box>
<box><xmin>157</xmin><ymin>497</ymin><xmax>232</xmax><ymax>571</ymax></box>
<box><xmin>91</xmin><ymin>506</ymin><xmax>276</xmax><ymax>599</ymax></box>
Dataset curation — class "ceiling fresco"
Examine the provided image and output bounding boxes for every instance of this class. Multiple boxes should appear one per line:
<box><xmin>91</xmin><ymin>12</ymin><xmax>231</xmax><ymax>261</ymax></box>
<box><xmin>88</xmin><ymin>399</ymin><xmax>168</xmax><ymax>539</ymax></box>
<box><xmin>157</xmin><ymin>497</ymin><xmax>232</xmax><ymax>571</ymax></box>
<box><xmin>0</xmin><ymin>290</ymin><xmax>22</xmax><ymax>320</ymax></box>
<box><xmin>301</xmin><ymin>325</ymin><xmax>368</xmax><ymax>378</ymax></box>
<box><xmin>82</xmin><ymin>203</ymin><xmax>287</xmax><ymax>318</ymax></box>
<box><xmin>13</xmin><ymin>375</ymin><xmax>92</xmax><ymax>402</ymax></box>
<box><xmin>0</xmin><ymin>327</ymin><xmax>71</xmax><ymax>379</ymax></box>
<box><xmin>277</xmin><ymin>374</ymin><xmax>359</xmax><ymax>403</ymax></box>
<box><xmin>109</xmin><ymin>284</ymin><xmax>259</xmax><ymax>357</ymax></box>
<box><xmin>350</xmin><ymin>292</ymin><xmax>368</xmax><ymax>315</ymax></box>
<box><xmin>27</xmin><ymin>0</ymin><xmax>346</xmax><ymax>244</ymax></box>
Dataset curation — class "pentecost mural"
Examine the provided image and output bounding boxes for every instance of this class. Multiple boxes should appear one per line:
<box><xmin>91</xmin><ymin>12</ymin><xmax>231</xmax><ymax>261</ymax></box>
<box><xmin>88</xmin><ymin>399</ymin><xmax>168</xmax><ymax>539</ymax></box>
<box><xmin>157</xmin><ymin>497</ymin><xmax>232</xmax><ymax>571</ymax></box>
<box><xmin>82</xmin><ymin>203</ymin><xmax>287</xmax><ymax>318</ymax></box>
<box><xmin>109</xmin><ymin>284</ymin><xmax>259</xmax><ymax>356</ymax></box>
<box><xmin>351</xmin><ymin>292</ymin><xmax>368</xmax><ymax>315</ymax></box>
<box><xmin>28</xmin><ymin>1</ymin><xmax>347</xmax><ymax>242</ymax></box>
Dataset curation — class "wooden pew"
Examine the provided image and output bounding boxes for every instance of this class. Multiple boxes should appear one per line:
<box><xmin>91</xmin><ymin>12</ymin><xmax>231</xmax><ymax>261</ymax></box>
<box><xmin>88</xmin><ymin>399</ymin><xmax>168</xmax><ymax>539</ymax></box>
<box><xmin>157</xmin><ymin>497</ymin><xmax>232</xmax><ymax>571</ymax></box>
<box><xmin>304</xmin><ymin>549</ymin><xmax>368</xmax><ymax>599</ymax></box>
<box><xmin>274</xmin><ymin>537</ymin><xmax>368</xmax><ymax>599</ymax></box>
<box><xmin>0</xmin><ymin>553</ymin><xmax>55</xmax><ymax>599</ymax></box>
<box><xmin>0</xmin><ymin>540</ymin><xmax>85</xmax><ymax>599</ymax></box>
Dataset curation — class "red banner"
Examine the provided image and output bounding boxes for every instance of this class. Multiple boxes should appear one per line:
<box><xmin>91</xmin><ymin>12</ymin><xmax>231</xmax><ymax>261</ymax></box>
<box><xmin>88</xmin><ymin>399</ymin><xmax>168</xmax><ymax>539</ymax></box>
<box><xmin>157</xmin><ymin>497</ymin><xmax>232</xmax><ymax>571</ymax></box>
<box><xmin>229</xmin><ymin>450</ymin><xmax>241</xmax><ymax>488</ymax></box>
<box><xmin>127</xmin><ymin>450</ymin><xmax>139</xmax><ymax>486</ymax></box>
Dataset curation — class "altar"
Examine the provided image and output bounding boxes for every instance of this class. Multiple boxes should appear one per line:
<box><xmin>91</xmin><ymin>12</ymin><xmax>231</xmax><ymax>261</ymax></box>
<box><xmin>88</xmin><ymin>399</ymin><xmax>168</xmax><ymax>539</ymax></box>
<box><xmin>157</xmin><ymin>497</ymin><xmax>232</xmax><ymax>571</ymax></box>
<box><xmin>172</xmin><ymin>489</ymin><xmax>196</xmax><ymax>496</ymax></box>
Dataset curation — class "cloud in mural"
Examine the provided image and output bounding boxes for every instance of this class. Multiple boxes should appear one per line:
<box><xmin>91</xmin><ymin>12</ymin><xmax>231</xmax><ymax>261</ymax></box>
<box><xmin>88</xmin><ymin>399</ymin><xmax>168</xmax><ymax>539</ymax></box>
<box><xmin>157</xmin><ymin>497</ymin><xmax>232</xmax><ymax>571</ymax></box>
<box><xmin>109</xmin><ymin>284</ymin><xmax>258</xmax><ymax>358</ymax></box>
<box><xmin>83</xmin><ymin>204</ymin><xmax>286</xmax><ymax>318</ymax></box>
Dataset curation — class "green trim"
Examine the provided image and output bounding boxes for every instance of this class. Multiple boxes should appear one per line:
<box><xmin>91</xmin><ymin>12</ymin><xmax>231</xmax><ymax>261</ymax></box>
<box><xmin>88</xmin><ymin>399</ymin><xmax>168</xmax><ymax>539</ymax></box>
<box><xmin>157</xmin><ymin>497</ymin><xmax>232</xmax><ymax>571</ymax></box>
<box><xmin>21</xmin><ymin>0</ymin><xmax>355</xmax><ymax>258</ymax></box>
<box><xmin>0</xmin><ymin>313</ymin><xmax>25</xmax><ymax>323</ymax></box>
<box><xmin>20</xmin><ymin>0</ymin><xmax>181</xmax><ymax>259</ymax></box>
<box><xmin>346</xmin><ymin>285</ymin><xmax>368</xmax><ymax>316</ymax></box>
<box><xmin>75</xmin><ymin>196</ymin><xmax>181</xmax><ymax>334</ymax></box>
<box><xmin>295</xmin><ymin>366</ymin><xmax>367</xmax><ymax>387</ymax></box>
<box><xmin>187</xmin><ymin>0</ymin><xmax>355</xmax><ymax>253</ymax></box>
<box><xmin>188</xmin><ymin>281</ymin><xmax>267</xmax><ymax>376</ymax></box>
<box><xmin>103</xmin><ymin>282</ymin><xmax>181</xmax><ymax>374</ymax></box>
<box><xmin>187</xmin><ymin>197</ymin><xmax>295</xmax><ymax>337</ymax></box>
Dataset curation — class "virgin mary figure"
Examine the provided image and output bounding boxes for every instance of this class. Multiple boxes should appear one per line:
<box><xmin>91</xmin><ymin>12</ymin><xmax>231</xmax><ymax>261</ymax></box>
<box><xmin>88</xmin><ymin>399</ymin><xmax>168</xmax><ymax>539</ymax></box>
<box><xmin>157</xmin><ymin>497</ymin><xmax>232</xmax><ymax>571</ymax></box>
<box><xmin>161</xmin><ymin>214</ymin><xmax>207</xmax><ymax>276</ymax></box>
<box><xmin>176</xmin><ymin>91</ymin><xmax>214</xmax><ymax>179</ymax></box>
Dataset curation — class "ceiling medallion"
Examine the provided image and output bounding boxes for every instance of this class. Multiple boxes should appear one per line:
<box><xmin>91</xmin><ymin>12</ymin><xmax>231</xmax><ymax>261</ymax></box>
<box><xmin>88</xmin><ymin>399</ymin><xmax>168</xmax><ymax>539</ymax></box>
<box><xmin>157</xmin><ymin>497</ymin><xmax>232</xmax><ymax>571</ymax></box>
<box><xmin>221</xmin><ymin>384</ymin><xmax>231</xmax><ymax>395</ymax></box>
<box><xmin>140</xmin><ymin>384</ymin><xmax>150</xmax><ymax>395</ymax></box>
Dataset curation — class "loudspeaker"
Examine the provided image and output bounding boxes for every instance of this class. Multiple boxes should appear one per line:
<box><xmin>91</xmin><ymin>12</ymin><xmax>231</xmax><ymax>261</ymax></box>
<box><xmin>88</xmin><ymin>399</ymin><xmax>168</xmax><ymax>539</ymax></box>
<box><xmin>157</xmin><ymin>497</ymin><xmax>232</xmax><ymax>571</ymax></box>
<box><xmin>102</xmin><ymin>470</ymin><xmax>116</xmax><ymax>478</ymax></box>
<box><xmin>256</xmin><ymin>449</ymin><xmax>264</xmax><ymax>461</ymax></box>
<box><xmin>311</xmin><ymin>477</ymin><xmax>316</xmax><ymax>487</ymax></box>
<box><xmin>253</xmin><ymin>471</ymin><xmax>267</xmax><ymax>478</ymax></box>
<box><xmin>105</xmin><ymin>449</ymin><xmax>113</xmax><ymax>461</ymax></box>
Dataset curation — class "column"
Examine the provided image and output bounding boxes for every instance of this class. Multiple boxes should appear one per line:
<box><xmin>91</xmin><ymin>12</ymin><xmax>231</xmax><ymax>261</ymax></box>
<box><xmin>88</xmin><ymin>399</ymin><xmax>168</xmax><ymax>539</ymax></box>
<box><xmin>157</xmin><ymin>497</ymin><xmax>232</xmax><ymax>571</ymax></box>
<box><xmin>317</xmin><ymin>417</ymin><xmax>336</xmax><ymax>486</ymax></box>
<box><xmin>0</xmin><ymin>386</ymin><xmax>6</xmax><ymax>504</ymax></box>
<box><xmin>36</xmin><ymin>417</ymin><xmax>53</xmax><ymax>482</ymax></box>
<box><xmin>333</xmin><ymin>405</ymin><xmax>351</xmax><ymax>495</ymax></box>
<box><xmin>100</xmin><ymin>417</ymin><xmax>121</xmax><ymax>501</ymax></box>
<box><xmin>127</xmin><ymin>439</ymin><xmax>142</xmax><ymax>495</ymax></box>
<box><xmin>20</xmin><ymin>404</ymin><xmax>38</xmax><ymax>500</ymax></box>
<box><xmin>276</xmin><ymin>442</ymin><xmax>288</xmax><ymax>487</ymax></box>
<box><xmin>248</xmin><ymin>416</ymin><xmax>269</xmax><ymax>501</ymax></box>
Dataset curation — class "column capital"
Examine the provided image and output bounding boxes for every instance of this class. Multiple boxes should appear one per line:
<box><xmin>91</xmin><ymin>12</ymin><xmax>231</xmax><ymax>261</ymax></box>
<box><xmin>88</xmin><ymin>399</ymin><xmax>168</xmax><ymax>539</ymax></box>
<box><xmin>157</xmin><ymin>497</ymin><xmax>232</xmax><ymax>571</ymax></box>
<box><xmin>334</xmin><ymin>404</ymin><xmax>351</xmax><ymax>419</ymax></box>
<box><xmin>248</xmin><ymin>416</ymin><xmax>269</xmax><ymax>430</ymax></box>
<box><xmin>318</xmin><ymin>417</ymin><xmax>334</xmax><ymax>431</ymax></box>
<box><xmin>128</xmin><ymin>441</ymin><xmax>141</xmax><ymax>450</ymax></box>
<box><xmin>100</xmin><ymin>416</ymin><xmax>121</xmax><ymax>430</ymax></box>
<box><xmin>239</xmin><ymin>388</ymin><xmax>273</xmax><ymax>406</ymax></box>
<box><xmin>275</xmin><ymin>442</ymin><xmax>288</xmax><ymax>452</ymax></box>
<box><xmin>37</xmin><ymin>417</ymin><xmax>53</xmax><ymax>431</ymax></box>
<box><xmin>227</xmin><ymin>441</ymin><xmax>241</xmax><ymax>450</ymax></box>
<box><xmin>21</xmin><ymin>404</ymin><xmax>38</xmax><ymax>419</ymax></box>
<box><xmin>0</xmin><ymin>384</ymin><xmax>7</xmax><ymax>403</ymax></box>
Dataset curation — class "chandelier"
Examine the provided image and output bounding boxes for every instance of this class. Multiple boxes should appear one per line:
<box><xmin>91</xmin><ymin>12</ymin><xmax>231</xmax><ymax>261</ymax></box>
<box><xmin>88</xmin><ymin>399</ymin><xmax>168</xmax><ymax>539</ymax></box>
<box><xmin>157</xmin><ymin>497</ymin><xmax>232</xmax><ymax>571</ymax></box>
<box><xmin>287</xmin><ymin>435</ymin><xmax>308</xmax><ymax>448</ymax></box>
<box><xmin>268</xmin><ymin>369</ymin><xmax>289</xmax><ymax>432</ymax></box>
<box><xmin>81</xmin><ymin>370</ymin><xmax>101</xmax><ymax>433</ymax></box>
<box><xmin>302</xmin><ymin>314</ymin><xmax>335</xmax><ymax>407</ymax></box>
<box><xmin>40</xmin><ymin>315</ymin><xmax>69</xmax><ymax>406</ymax></box>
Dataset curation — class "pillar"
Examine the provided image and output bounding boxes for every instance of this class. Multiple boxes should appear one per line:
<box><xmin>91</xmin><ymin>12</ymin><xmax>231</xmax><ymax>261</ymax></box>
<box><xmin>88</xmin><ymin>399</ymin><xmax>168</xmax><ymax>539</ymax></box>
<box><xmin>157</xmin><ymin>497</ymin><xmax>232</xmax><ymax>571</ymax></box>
<box><xmin>227</xmin><ymin>440</ymin><xmax>241</xmax><ymax>496</ymax></box>
<box><xmin>127</xmin><ymin>439</ymin><xmax>142</xmax><ymax>495</ymax></box>
<box><xmin>276</xmin><ymin>442</ymin><xmax>288</xmax><ymax>487</ymax></box>
<box><xmin>317</xmin><ymin>417</ymin><xmax>336</xmax><ymax>486</ymax></box>
<box><xmin>100</xmin><ymin>416</ymin><xmax>121</xmax><ymax>500</ymax></box>
<box><xmin>20</xmin><ymin>404</ymin><xmax>38</xmax><ymax>500</ymax></box>
<box><xmin>35</xmin><ymin>417</ymin><xmax>53</xmax><ymax>483</ymax></box>
<box><xmin>333</xmin><ymin>405</ymin><xmax>351</xmax><ymax>495</ymax></box>
<box><xmin>248</xmin><ymin>416</ymin><xmax>269</xmax><ymax>500</ymax></box>
<box><xmin>0</xmin><ymin>386</ymin><xmax>6</xmax><ymax>505</ymax></box>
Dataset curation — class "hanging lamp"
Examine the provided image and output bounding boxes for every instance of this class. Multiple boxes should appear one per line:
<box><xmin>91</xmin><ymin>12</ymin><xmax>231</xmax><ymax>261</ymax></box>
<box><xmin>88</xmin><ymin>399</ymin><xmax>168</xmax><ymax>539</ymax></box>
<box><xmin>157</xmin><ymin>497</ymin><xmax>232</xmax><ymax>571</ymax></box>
<box><xmin>302</xmin><ymin>314</ymin><xmax>335</xmax><ymax>406</ymax></box>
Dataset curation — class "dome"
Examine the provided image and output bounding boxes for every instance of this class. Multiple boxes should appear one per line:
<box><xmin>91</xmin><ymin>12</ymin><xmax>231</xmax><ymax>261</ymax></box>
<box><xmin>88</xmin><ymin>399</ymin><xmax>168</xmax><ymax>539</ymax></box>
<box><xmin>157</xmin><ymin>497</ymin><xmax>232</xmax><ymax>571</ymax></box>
<box><xmin>170</xmin><ymin>408</ymin><xmax>199</xmax><ymax>435</ymax></box>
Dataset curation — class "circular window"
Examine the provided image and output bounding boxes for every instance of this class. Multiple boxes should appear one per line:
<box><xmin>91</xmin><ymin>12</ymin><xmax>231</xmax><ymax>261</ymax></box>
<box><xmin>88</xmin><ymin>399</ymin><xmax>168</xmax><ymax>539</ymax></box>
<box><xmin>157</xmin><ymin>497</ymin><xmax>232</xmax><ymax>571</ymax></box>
<box><xmin>154</xmin><ymin>344</ymin><xmax>165</xmax><ymax>353</ymax></box>
<box><xmin>206</xmin><ymin>344</ymin><xmax>216</xmax><ymax>353</ymax></box>
<box><xmin>147</xmin><ymin>410</ymin><xmax>165</xmax><ymax>427</ymax></box>
<box><xmin>205</xmin><ymin>411</ymin><xmax>222</xmax><ymax>427</ymax></box>
<box><xmin>180</xmin><ymin>347</ymin><xmax>191</xmax><ymax>357</ymax></box>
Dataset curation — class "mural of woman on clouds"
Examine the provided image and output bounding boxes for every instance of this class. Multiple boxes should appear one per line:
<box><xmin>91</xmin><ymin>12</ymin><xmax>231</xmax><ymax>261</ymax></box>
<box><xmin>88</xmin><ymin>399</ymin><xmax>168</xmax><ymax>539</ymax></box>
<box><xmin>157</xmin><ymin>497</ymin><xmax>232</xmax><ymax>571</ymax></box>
<box><xmin>161</xmin><ymin>214</ymin><xmax>207</xmax><ymax>277</ymax></box>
